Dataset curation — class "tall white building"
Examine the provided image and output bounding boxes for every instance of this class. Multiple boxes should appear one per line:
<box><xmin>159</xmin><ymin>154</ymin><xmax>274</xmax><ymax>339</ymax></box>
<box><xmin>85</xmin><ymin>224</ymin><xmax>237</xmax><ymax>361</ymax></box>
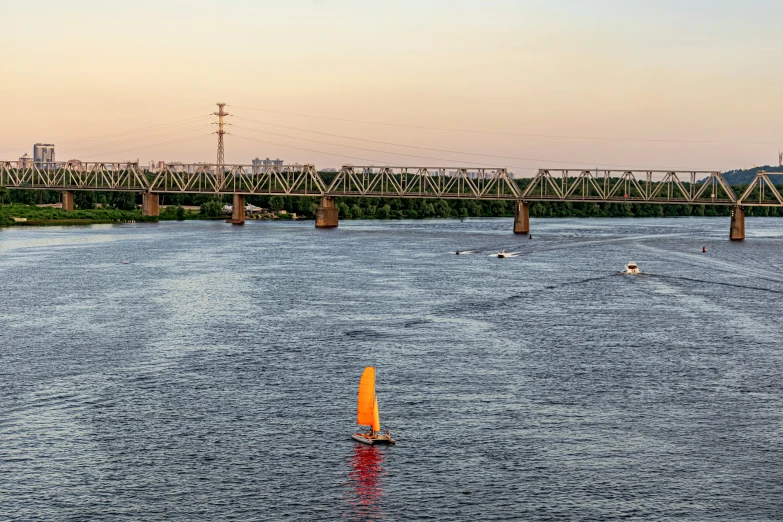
<box><xmin>252</xmin><ymin>157</ymin><xmax>284</xmax><ymax>174</ymax></box>
<box><xmin>33</xmin><ymin>143</ymin><xmax>55</xmax><ymax>163</ymax></box>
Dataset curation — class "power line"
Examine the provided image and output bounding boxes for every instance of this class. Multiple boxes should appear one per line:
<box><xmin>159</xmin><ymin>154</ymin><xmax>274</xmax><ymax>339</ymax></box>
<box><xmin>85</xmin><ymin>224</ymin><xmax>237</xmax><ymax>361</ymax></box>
<box><xmin>230</xmin><ymin>104</ymin><xmax>779</xmax><ymax>145</ymax></box>
<box><xmin>232</xmin><ymin>116</ymin><xmax>674</xmax><ymax>170</ymax></box>
<box><xmin>231</xmin><ymin>133</ymin><xmax>404</xmax><ymax>166</ymax></box>
<box><xmin>82</xmin><ymin>134</ymin><xmax>215</xmax><ymax>159</ymax></box>
<box><xmin>232</xmin><ymin>132</ymin><xmax>538</xmax><ymax>172</ymax></box>
<box><xmin>231</xmin><ymin>127</ymin><xmax>526</xmax><ymax>169</ymax></box>
<box><xmin>0</xmin><ymin>115</ymin><xmax>212</xmax><ymax>155</ymax></box>
<box><xmin>59</xmin><ymin>126</ymin><xmax>213</xmax><ymax>156</ymax></box>
<box><xmin>57</xmin><ymin>116</ymin><xmax>212</xmax><ymax>145</ymax></box>
<box><xmin>0</xmin><ymin>107</ymin><xmax>208</xmax><ymax>137</ymax></box>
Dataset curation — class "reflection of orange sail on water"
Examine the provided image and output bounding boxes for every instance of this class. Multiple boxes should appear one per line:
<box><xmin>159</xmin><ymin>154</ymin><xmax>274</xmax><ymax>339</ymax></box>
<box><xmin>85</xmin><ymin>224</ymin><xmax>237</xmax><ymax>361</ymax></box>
<box><xmin>344</xmin><ymin>444</ymin><xmax>385</xmax><ymax>521</ymax></box>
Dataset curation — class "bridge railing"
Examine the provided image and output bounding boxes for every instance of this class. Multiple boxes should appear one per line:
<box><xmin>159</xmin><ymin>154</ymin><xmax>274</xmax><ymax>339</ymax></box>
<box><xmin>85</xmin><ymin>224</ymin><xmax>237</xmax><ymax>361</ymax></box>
<box><xmin>148</xmin><ymin>164</ymin><xmax>325</xmax><ymax>195</ymax></box>
<box><xmin>522</xmin><ymin>169</ymin><xmax>738</xmax><ymax>205</ymax></box>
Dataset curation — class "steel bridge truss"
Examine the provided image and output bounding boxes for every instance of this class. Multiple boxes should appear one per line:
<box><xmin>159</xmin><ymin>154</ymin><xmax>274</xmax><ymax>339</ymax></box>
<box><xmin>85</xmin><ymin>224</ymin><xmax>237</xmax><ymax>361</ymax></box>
<box><xmin>325</xmin><ymin>166</ymin><xmax>519</xmax><ymax>200</ymax></box>
<box><xmin>736</xmin><ymin>171</ymin><xmax>783</xmax><ymax>206</ymax></box>
<box><xmin>0</xmin><ymin>161</ymin><xmax>326</xmax><ymax>196</ymax></box>
<box><xmin>1</xmin><ymin>161</ymin><xmax>780</xmax><ymax>207</ymax></box>
<box><xmin>524</xmin><ymin>170</ymin><xmax>738</xmax><ymax>206</ymax></box>
<box><xmin>149</xmin><ymin>163</ymin><xmax>326</xmax><ymax>195</ymax></box>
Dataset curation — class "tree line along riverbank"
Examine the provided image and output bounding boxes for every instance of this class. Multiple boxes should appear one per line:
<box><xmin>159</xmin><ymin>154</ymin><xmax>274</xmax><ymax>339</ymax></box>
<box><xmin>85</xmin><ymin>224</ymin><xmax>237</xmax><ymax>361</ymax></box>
<box><xmin>2</xmin><ymin>186</ymin><xmax>783</xmax><ymax>227</ymax></box>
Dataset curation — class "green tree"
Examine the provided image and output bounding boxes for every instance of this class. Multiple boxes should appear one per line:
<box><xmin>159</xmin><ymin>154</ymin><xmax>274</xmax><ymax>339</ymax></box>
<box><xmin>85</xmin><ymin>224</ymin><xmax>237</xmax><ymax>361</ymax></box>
<box><xmin>296</xmin><ymin>197</ymin><xmax>315</xmax><ymax>218</ymax></box>
<box><xmin>269</xmin><ymin>196</ymin><xmax>285</xmax><ymax>212</ymax></box>
<box><xmin>337</xmin><ymin>201</ymin><xmax>351</xmax><ymax>218</ymax></box>
<box><xmin>113</xmin><ymin>192</ymin><xmax>136</xmax><ymax>211</ymax></box>
<box><xmin>74</xmin><ymin>191</ymin><xmax>95</xmax><ymax>210</ymax></box>
<box><xmin>200</xmin><ymin>200</ymin><xmax>223</xmax><ymax>217</ymax></box>
<box><xmin>175</xmin><ymin>205</ymin><xmax>185</xmax><ymax>221</ymax></box>
<box><xmin>0</xmin><ymin>186</ymin><xmax>8</xmax><ymax>206</ymax></box>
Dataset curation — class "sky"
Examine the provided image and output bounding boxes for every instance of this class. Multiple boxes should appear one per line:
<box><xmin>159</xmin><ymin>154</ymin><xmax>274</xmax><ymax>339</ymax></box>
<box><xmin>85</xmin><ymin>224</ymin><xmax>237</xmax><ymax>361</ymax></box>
<box><xmin>1</xmin><ymin>0</ymin><xmax>782</xmax><ymax>174</ymax></box>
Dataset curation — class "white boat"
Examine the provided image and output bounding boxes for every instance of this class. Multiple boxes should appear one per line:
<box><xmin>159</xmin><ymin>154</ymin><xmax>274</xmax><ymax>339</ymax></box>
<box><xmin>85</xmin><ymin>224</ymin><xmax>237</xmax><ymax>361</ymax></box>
<box><xmin>351</xmin><ymin>367</ymin><xmax>396</xmax><ymax>445</ymax></box>
<box><xmin>625</xmin><ymin>262</ymin><xmax>640</xmax><ymax>274</ymax></box>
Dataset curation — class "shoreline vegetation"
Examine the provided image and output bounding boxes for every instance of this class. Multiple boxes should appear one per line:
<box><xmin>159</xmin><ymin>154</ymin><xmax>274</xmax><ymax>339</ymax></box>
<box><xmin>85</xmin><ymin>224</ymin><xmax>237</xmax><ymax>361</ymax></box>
<box><xmin>2</xmin><ymin>171</ymin><xmax>783</xmax><ymax>228</ymax></box>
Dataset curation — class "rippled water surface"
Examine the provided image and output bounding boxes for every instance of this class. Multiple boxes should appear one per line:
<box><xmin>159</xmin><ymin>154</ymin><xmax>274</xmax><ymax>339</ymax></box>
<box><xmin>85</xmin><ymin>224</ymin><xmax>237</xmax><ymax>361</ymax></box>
<box><xmin>2</xmin><ymin>217</ymin><xmax>782</xmax><ymax>521</ymax></box>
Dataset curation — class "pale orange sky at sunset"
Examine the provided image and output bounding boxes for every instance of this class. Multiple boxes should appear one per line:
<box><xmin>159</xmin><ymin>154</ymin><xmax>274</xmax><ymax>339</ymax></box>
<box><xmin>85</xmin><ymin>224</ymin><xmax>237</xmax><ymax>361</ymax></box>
<box><xmin>1</xmin><ymin>0</ymin><xmax>782</xmax><ymax>174</ymax></box>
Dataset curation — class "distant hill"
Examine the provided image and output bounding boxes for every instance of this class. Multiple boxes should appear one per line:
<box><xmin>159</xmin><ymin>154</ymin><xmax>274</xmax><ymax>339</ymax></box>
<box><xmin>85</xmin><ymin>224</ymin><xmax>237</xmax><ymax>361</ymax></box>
<box><xmin>721</xmin><ymin>165</ymin><xmax>783</xmax><ymax>186</ymax></box>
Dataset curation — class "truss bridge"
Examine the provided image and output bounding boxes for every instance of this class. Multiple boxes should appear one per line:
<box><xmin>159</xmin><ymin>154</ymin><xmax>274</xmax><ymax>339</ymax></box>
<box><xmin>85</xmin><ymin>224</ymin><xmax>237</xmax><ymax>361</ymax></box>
<box><xmin>2</xmin><ymin>160</ymin><xmax>781</xmax><ymax>240</ymax></box>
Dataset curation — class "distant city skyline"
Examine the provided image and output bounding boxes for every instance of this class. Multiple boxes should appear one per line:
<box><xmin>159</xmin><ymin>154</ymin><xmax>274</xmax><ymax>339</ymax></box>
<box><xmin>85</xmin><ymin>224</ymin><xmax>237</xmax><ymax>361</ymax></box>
<box><xmin>2</xmin><ymin>1</ymin><xmax>783</xmax><ymax>173</ymax></box>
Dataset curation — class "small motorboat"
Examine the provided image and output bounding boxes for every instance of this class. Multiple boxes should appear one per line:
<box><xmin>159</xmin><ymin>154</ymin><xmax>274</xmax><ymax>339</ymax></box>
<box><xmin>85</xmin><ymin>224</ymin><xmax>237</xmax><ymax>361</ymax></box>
<box><xmin>488</xmin><ymin>250</ymin><xmax>520</xmax><ymax>258</ymax></box>
<box><xmin>624</xmin><ymin>262</ymin><xmax>640</xmax><ymax>274</ymax></box>
<box><xmin>351</xmin><ymin>367</ymin><xmax>396</xmax><ymax>445</ymax></box>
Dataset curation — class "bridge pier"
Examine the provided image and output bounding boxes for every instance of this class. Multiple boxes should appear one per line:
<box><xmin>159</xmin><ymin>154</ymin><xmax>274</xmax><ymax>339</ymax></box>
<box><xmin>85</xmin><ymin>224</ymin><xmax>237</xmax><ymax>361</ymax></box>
<box><xmin>61</xmin><ymin>190</ymin><xmax>74</xmax><ymax>211</ymax></box>
<box><xmin>513</xmin><ymin>201</ymin><xmax>529</xmax><ymax>234</ymax></box>
<box><xmin>730</xmin><ymin>206</ymin><xmax>745</xmax><ymax>241</ymax></box>
<box><xmin>316</xmin><ymin>196</ymin><xmax>338</xmax><ymax>228</ymax></box>
<box><xmin>227</xmin><ymin>194</ymin><xmax>245</xmax><ymax>225</ymax></box>
<box><xmin>142</xmin><ymin>192</ymin><xmax>159</xmax><ymax>216</ymax></box>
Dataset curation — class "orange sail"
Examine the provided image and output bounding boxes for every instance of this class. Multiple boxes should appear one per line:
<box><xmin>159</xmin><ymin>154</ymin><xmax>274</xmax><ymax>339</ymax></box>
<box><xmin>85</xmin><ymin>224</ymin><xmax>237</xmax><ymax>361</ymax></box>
<box><xmin>357</xmin><ymin>366</ymin><xmax>376</xmax><ymax>426</ymax></box>
<box><xmin>372</xmin><ymin>395</ymin><xmax>381</xmax><ymax>432</ymax></box>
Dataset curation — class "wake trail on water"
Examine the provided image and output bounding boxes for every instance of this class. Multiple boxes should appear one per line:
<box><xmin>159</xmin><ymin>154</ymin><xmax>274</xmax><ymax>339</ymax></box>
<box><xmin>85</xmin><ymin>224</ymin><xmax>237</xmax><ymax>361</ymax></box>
<box><xmin>634</xmin><ymin>243</ymin><xmax>783</xmax><ymax>284</ymax></box>
<box><xmin>655</xmin><ymin>274</ymin><xmax>783</xmax><ymax>295</ymax></box>
<box><xmin>542</xmin><ymin>274</ymin><xmax>619</xmax><ymax>290</ymax></box>
<box><xmin>467</xmin><ymin>234</ymin><xmax>681</xmax><ymax>260</ymax></box>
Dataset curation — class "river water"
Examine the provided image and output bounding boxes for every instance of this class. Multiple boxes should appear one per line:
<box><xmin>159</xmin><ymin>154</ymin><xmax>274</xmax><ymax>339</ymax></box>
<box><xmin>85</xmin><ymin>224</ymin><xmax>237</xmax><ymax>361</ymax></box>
<box><xmin>1</xmin><ymin>217</ymin><xmax>782</xmax><ymax>521</ymax></box>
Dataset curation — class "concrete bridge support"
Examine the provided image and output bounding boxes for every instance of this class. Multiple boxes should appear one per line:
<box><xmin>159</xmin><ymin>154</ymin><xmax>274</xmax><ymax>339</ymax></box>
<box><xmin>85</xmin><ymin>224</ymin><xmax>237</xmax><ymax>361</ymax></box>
<box><xmin>228</xmin><ymin>194</ymin><xmax>245</xmax><ymax>225</ymax></box>
<box><xmin>513</xmin><ymin>201</ymin><xmax>529</xmax><ymax>234</ymax></box>
<box><xmin>142</xmin><ymin>192</ymin><xmax>160</xmax><ymax>216</ymax></box>
<box><xmin>61</xmin><ymin>190</ymin><xmax>74</xmax><ymax>211</ymax></box>
<box><xmin>730</xmin><ymin>206</ymin><xmax>745</xmax><ymax>241</ymax></box>
<box><xmin>316</xmin><ymin>196</ymin><xmax>338</xmax><ymax>228</ymax></box>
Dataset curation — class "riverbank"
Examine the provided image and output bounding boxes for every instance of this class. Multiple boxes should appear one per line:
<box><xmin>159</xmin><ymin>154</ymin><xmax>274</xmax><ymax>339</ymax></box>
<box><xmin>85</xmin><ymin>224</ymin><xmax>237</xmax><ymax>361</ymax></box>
<box><xmin>0</xmin><ymin>203</ymin><xmax>301</xmax><ymax>228</ymax></box>
<box><xmin>3</xmin><ymin>199</ymin><xmax>782</xmax><ymax>228</ymax></box>
<box><xmin>0</xmin><ymin>204</ymin><xmax>158</xmax><ymax>227</ymax></box>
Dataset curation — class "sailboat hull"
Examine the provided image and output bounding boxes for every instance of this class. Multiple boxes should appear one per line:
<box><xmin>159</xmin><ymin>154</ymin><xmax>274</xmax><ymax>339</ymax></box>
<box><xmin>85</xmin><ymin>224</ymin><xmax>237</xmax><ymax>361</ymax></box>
<box><xmin>351</xmin><ymin>433</ymin><xmax>396</xmax><ymax>445</ymax></box>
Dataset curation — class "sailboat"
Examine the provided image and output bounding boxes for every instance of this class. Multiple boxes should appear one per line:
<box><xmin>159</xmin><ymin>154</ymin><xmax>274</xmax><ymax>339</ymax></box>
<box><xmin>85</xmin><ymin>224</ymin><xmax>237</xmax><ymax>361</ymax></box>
<box><xmin>351</xmin><ymin>366</ymin><xmax>396</xmax><ymax>445</ymax></box>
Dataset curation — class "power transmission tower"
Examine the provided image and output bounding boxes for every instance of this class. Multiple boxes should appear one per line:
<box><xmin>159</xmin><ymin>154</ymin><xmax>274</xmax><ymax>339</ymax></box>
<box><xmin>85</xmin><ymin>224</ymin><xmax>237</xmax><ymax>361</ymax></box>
<box><xmin>214</xmin><ymin>101</ymin><xmax>229</xmax><ymax>166</ymax></box>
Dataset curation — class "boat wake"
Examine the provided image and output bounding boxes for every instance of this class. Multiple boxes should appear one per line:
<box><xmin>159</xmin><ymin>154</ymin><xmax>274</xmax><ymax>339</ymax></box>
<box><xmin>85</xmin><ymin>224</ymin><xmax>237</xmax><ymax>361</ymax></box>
<box><xmin>655</xmin><ymin>274</ymin><xmax>783</xmax><ymax>295</ymax></box>
<box><xmin>544</xmin><ymin>274</ymin><xmax>617</xmax><ymax>289</ymax></box>
<box><xmin>448</xmin><ymin>250</ymin><xmax>480</xmax><ymax>255</ymax></box>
